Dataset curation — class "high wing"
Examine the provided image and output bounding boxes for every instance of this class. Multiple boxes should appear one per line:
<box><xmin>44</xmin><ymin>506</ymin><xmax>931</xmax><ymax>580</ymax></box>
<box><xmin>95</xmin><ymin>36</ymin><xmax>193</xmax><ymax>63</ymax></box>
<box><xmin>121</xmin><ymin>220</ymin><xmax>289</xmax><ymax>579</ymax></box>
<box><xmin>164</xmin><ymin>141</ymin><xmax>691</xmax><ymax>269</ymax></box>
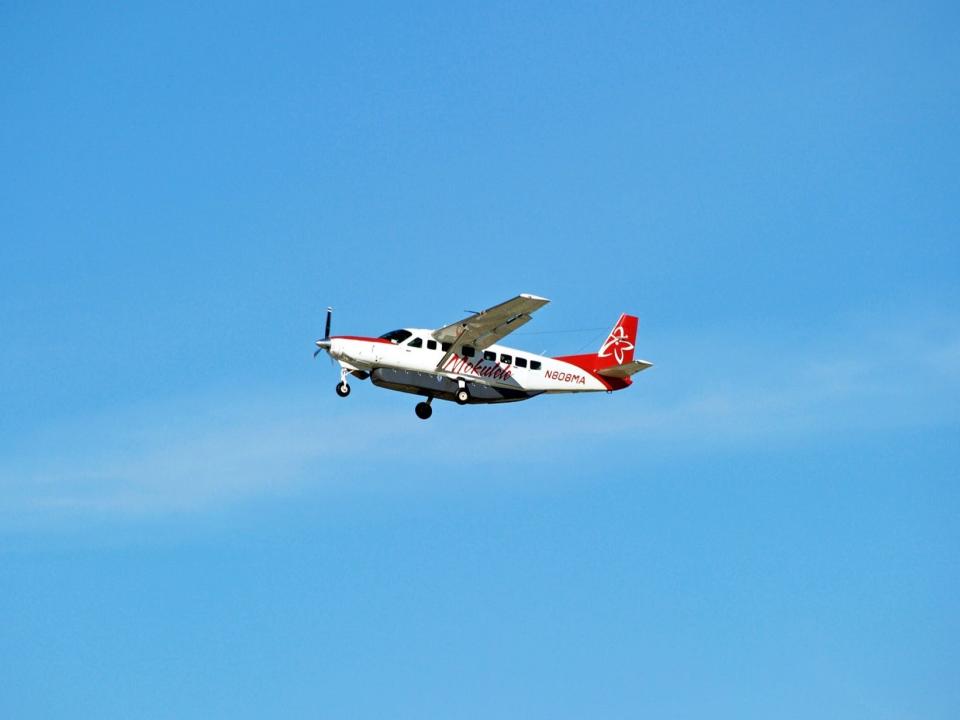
<box><xmin>433</xmin><ymin>293</ymin><xmax>549</xmax><ymax>368</ymax></box>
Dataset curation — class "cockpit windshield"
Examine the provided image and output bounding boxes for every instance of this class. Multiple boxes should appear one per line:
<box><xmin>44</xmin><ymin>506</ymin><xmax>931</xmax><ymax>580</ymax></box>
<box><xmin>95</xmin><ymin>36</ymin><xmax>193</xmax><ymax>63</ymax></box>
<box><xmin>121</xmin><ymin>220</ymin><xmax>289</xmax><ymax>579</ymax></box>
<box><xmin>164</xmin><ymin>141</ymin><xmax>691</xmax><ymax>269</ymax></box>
<box><xmin>378</xmin><ymin>329</ymin><xmax>413</xmax><ymax>344</ymax></box>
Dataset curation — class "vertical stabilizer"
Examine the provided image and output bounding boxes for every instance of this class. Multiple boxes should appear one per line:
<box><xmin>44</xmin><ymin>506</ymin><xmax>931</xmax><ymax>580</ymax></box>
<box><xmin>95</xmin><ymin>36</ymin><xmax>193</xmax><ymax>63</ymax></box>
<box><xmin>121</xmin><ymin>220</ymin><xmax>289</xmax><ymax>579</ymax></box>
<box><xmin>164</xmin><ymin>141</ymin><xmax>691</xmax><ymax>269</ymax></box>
<box><xmin>552</xmin><ymin>313</ymin><xmax>642</xmax><ymax>384</ymax></box>
<box><xmin>596</xmin><ymin>313</ymin><xmax>638</xmax><ymax>368</ymax></box>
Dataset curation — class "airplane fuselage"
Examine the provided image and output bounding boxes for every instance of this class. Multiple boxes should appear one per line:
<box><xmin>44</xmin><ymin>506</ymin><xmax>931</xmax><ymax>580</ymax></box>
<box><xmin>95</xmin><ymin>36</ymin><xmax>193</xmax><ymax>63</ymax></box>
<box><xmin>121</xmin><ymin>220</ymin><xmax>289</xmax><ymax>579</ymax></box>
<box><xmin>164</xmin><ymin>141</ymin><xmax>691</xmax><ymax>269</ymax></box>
<box><xmin>327</xmin><ymin>328</ymin><xmax>614</xmax><ymax>405</ymax></box>
<box><xmin>314</xmin><ymin>295</ymin><xmax>650</xmax><ymax>419</ymax></box>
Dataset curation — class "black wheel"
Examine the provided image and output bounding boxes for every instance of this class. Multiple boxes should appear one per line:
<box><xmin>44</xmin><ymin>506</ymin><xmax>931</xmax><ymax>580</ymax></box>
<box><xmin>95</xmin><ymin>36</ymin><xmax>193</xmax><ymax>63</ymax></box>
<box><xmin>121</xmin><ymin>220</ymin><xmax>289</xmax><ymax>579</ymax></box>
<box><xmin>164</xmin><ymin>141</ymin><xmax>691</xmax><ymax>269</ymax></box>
<box><xmin>415</xmin><ymin>402</ymin><xmax>432</xmax><ymax>420</ymax></box>
<box><xmin>455</xmin><ymin>388</ymin><xmax>469</xmax><ymax>405</ymax></box>
<box><xmin>335</xmin><ymin>382</ymin><xmax>351</xmax><ymax>397</ymax></box>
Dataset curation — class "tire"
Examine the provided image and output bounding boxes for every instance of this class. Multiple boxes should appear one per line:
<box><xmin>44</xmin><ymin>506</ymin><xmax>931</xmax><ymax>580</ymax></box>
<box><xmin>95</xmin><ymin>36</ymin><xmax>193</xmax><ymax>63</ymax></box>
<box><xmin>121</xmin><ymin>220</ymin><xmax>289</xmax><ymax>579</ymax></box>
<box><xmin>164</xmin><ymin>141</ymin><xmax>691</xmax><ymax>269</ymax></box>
<box><xmin>455</xmin><ymin>389</ymin><xmax>469</xmax><ymax>405</ymax></box>
<box><xmin>336</xmin><ymin>382</ymin><xmax>351</xmax><ymax>397</ymax></box>
<box><xmin>415</xmin><ymin>402</ymin><xmax>432</xmax><ymax>419</ymax></box>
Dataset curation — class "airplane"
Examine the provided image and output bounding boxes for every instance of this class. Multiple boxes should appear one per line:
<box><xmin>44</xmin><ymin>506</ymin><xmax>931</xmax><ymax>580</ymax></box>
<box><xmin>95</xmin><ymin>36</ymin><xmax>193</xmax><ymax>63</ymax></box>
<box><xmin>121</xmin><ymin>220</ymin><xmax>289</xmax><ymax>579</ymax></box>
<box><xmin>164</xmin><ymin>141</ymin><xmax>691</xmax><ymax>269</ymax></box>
<box><xmin>313</xmin><ymin>293</ymin><xmax>652</xmax><ymax>419</ymax></box>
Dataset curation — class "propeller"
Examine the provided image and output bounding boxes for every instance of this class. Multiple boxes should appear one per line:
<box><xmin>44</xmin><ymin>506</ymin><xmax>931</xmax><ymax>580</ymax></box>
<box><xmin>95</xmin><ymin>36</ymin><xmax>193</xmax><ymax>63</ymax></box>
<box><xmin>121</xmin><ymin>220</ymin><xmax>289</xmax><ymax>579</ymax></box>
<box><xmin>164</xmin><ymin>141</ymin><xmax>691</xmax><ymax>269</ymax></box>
<box><xmin>314</xmin><ymin>306</ymin><xmax>333</xmax><ymax>358</ymax></box>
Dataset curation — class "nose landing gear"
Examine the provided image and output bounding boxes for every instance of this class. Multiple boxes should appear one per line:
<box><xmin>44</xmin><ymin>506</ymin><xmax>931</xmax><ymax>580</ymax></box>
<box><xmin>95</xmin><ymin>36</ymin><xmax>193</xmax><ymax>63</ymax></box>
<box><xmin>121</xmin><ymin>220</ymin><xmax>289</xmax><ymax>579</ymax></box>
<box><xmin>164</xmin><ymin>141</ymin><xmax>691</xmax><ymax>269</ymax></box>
<box><xmin>415</xmin><ymin>397</ymin><xmax>433</xmax><ymax>420</ymax></box>
<box><xmin>335</xmin><ymin>368</ymin><xmax>351</xmax><ymax>397</ymax></box>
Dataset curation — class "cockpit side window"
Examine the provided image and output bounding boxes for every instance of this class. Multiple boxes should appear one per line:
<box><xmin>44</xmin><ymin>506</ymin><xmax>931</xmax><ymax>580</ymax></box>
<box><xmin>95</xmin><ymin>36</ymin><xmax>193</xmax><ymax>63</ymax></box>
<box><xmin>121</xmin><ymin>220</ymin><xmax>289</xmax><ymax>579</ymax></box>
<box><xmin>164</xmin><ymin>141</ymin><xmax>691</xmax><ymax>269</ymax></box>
<box><xmin>379</xmin><ymin>329</ymin><xmax>413</xmax><ymax>344</ymax></box>
<box><xmin>408</xmin><ymin>337</ymin><xmax>423</xmax><ymax>348</ymax></box>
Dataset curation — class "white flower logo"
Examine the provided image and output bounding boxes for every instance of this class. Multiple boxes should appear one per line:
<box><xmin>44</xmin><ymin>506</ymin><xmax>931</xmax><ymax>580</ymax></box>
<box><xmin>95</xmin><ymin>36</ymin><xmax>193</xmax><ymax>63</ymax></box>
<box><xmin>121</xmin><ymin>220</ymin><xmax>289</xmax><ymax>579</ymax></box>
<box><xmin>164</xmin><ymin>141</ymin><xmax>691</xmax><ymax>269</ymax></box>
<box><xmin>599</xmin><ymin>325</ymin><xmax>634</xmax><ymax>364</ymax></box>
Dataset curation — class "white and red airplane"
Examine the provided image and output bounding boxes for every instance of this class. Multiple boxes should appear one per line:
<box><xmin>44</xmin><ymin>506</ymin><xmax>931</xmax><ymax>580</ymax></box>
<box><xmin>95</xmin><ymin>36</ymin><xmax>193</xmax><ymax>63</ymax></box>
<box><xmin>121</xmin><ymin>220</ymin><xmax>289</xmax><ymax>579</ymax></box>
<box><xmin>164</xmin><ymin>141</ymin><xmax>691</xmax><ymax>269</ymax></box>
<box><xmin>313</xmin><ymin>294</ymin><xmax>652</xmax><ymax>419</ymax></box>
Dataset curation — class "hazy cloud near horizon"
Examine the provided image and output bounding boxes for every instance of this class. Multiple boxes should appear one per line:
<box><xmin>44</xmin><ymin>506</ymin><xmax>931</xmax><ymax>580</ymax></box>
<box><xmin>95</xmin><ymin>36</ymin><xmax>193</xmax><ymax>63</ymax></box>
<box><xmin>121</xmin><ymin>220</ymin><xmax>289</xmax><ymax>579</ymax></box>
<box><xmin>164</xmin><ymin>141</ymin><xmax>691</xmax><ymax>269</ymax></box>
<box><xmin>4</xmin><ymin>307</ymin><xmax>956</xmax><ymax>520</ymax></box>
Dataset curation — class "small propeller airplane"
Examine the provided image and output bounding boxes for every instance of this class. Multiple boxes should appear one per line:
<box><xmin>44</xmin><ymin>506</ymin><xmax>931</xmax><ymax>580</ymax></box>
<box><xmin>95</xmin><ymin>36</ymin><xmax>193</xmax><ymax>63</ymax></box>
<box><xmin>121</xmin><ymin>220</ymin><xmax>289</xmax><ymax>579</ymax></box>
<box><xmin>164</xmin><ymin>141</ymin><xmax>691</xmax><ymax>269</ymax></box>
<box><xmin>313</xmin><ymin>294</ymin><xmax>652</xmax><ymax>419</ymax></box>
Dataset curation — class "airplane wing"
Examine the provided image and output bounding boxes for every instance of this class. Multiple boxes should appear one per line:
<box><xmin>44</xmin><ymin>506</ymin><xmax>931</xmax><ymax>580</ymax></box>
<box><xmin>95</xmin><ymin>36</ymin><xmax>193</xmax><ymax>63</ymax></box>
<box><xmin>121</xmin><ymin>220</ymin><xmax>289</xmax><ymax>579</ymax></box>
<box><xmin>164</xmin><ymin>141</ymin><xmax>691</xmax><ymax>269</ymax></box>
<box><xmin>433</xmin><ymin>293</ymin><xmax>549</xmax><ymax>367</ymax></box>
<box><xmin>597</xmin><ymin>359</ymin><xmax>654</xmax><ymax>378</ymax></box>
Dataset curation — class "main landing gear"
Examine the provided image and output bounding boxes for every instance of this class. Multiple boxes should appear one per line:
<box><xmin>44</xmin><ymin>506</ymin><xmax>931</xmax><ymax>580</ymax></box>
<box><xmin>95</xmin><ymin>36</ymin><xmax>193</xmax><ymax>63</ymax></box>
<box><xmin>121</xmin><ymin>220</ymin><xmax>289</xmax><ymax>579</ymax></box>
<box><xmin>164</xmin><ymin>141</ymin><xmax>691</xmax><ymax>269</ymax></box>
<box><xmin>455</xmin><ymin>379</ymin><xmax>470</xmax><ymax>405</ymax></box>
<box><xmin>415</xmin><ymin>397</ymin><xmax>433</xmax><ymax>420</ymax></box>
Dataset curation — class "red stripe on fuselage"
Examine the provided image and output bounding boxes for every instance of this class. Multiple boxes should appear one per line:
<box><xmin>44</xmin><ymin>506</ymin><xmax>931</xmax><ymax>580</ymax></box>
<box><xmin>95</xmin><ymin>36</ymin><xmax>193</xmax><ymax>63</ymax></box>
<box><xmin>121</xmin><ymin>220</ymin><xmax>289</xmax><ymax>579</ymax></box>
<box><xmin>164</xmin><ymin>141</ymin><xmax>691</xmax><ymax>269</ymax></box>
<box><xmin>331</xmin><ymin>335</ymin><xmax>394</xmax><ymax>344</ymax></box>
<box><xmin>552</xmin><ymin>354</ymin><xmax>631</xmax><ymax>391</ymax></box>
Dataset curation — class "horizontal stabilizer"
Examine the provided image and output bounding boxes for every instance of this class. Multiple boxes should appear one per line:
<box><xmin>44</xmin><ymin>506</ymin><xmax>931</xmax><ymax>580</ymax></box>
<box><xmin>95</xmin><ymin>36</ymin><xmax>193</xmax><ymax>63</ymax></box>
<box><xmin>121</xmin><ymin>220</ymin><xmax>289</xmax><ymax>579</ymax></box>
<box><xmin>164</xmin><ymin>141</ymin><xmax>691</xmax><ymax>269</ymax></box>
<box><xmin>597</xmin><ymin>359</ymin><xmax>653</xmax><ymax>378</ymax></box>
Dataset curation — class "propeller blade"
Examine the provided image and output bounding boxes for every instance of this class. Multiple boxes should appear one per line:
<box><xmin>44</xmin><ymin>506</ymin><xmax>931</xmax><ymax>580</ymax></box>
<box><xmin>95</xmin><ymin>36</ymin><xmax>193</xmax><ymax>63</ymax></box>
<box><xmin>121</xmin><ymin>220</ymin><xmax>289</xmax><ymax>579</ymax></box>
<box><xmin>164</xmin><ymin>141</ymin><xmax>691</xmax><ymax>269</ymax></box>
<box><xmin>313</xmin><ymin>307</ymin><xmax>334</xmax><ymax>362</ymax></box>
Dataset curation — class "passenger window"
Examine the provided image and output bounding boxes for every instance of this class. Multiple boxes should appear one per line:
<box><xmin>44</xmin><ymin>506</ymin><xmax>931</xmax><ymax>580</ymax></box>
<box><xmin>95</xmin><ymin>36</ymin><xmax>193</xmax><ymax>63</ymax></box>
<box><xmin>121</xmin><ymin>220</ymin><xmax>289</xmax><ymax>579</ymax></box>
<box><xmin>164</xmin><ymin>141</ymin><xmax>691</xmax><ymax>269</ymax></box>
<box><xmin>462</xmin><ymin>345</ymin><xmax>476</xmax><ymax>358</ymax></box>
<box><xmin>427</xmin><ymin>340</ymin><xmax>437</xmax><ymax>350</ymax></box>
<box><xmin>483</xmin><ymin>350</ymin><xmax>496</xmax><ymax>361</ymax></box>
<box><xmin>442</xmin><ymin>342</ymin><xmax>451</xmax><ymax>352</ymax></box>
<box><xmin>515</xmin><ymin>357</ymin><xmax>527</xmax><ymax>368</ymax></box>
<box><xmin>530</xmin><ymin>360</ymin><xmax>542</xmax><ymax>370</ymax></box>
<box><xmin>408</xmin><ymin>337</ymin><xmax>423</xmax><ymax>348</ymax></box>
<box><xmin>500</xmin><ymin>353</ymin><xmax>512</xmax><ymax>364</ymax></box>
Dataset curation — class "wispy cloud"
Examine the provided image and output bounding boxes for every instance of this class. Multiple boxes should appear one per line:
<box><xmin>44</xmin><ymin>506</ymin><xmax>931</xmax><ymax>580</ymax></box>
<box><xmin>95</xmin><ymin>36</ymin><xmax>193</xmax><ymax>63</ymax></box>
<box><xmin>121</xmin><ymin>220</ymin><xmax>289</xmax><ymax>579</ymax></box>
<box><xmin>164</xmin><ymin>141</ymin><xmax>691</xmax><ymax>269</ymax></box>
<box><xmin>604</xmin><ymin>315</ymin><xmax>960</xmax><ymax>446</ymax></box>
<box><xmin>466</xmin><ymin>311</ymin><xmax>960</xmax><ymax>453</ymax></box>
<box><xmin>1</xmin><ymin>311</ymin><xmax>957</xmax><ymax>520</ymax></box>
<box><xmin>2</xmin><ymin>393</ymin><xmax>419</xmax><ymax>517</ymax></box>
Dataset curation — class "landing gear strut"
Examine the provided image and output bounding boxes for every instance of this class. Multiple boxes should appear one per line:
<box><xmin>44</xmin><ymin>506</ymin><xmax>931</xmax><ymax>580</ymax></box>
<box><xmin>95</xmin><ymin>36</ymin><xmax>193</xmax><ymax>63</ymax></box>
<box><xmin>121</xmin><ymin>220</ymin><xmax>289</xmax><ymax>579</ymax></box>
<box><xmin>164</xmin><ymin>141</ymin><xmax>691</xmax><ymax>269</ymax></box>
<box><xmin>335</xmin><ymin>367</ymin><xmax>351</xmax><ymax>397</ymax></box>
<box><xmin>415</xmin><ymin>397</ymin><xmax>433</xmax><ymax>420</ymax></box>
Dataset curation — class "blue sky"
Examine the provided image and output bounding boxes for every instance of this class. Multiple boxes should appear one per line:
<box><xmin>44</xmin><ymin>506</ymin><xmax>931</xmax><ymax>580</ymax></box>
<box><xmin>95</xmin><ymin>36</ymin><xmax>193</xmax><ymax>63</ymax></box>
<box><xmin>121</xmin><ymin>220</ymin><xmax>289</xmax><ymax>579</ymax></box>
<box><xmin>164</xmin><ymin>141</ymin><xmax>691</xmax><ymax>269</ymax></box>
<box><xmin>1</xmin><ymin>2</ymin><xmax>958</xmax><ymax>717</ymax></box>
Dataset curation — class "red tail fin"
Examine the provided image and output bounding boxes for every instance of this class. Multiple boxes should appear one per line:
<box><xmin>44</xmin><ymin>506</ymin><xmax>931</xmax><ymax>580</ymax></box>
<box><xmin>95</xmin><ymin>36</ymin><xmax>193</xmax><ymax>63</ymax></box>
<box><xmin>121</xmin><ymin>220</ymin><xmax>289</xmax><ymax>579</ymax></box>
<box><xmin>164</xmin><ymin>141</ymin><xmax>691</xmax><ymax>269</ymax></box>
<box><xmin>597</xmin><ymin>313</ymin><xmax>637</xmax><ymax>367</ymax></box>
<box><xmin>554</xmin><ymin>313</ymin><xmax>639</xmax><ymax>376</ymax></box>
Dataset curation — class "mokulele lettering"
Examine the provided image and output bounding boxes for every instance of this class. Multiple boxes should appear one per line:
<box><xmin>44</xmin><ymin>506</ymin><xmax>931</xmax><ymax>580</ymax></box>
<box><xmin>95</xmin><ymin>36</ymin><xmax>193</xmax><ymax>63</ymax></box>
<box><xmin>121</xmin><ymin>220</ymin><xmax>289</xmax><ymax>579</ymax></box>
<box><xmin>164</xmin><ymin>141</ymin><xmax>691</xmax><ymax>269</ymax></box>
<box><xmin>443</xmin><ymin>355</ymin><xmax>513</xmax><ymax>381</ymax></box>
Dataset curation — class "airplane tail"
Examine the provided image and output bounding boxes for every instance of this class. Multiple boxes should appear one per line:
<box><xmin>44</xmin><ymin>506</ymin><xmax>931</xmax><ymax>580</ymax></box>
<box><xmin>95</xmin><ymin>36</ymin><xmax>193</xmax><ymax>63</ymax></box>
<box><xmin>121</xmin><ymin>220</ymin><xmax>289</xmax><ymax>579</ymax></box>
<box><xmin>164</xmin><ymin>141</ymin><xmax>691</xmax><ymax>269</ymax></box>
<box><xmin>554</xmin><ymin>313</ymin><xmax>652</xmax><ymax>383</ymax></box>
<box><xmin>597</xmin><ymin>313</ymin><xmax>638</xmax><ymax>367</ymax></box>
